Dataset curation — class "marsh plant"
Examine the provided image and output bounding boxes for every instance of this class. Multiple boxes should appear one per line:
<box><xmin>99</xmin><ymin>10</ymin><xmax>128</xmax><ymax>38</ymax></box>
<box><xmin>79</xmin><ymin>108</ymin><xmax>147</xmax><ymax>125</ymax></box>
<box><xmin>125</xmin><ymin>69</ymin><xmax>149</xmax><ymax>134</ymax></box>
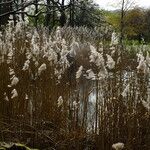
<box><xmin>0</xmin><ymin>21</ymin><xmax>150</xmax><ymax>150</ymax></box>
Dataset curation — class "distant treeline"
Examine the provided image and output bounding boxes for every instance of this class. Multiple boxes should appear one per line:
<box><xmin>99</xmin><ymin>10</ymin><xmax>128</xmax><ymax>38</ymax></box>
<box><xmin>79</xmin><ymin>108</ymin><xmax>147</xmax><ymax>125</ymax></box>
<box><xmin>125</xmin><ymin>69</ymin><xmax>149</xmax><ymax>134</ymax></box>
<box><xmin>105</xmin><ymin>7</ymin><xmax>150</xmax><ymax>43</ymax></box>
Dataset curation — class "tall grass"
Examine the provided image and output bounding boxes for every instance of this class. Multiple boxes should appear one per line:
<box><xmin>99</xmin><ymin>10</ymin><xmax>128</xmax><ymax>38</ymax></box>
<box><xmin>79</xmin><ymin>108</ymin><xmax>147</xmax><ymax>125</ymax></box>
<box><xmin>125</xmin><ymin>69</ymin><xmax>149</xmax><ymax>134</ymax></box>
<box><xmin>0</xmin><ymin>21</ymin><xmax>149</xmax><ymax>150</ymax></box>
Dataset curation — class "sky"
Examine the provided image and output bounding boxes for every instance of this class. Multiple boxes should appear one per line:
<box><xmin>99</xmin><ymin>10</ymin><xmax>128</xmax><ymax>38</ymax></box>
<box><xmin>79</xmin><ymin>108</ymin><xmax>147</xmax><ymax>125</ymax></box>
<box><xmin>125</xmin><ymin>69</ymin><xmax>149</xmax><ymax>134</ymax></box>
<box><xmin>95</xmin><ymin>0</ymin><xmax>150</xmax><ymax>10</ymax></box>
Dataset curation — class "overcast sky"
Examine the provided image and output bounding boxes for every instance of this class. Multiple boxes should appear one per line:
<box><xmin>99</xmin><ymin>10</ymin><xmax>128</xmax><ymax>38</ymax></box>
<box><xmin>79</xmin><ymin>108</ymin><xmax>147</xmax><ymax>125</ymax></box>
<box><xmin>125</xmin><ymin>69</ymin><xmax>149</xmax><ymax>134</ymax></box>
<box><xmin>95</xmin><ymin>0</ymin><xmax>150</xmax><ymax>10</ymax></box>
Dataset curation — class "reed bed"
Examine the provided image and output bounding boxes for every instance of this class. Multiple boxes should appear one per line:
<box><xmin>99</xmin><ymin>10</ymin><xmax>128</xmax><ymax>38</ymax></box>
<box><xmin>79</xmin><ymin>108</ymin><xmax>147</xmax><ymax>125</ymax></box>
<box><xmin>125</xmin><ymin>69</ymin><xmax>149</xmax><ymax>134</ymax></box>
<box><xmin>0</xmin><ymin>21</ymin><xmax>149</xmax><ymax>150</ymax></box>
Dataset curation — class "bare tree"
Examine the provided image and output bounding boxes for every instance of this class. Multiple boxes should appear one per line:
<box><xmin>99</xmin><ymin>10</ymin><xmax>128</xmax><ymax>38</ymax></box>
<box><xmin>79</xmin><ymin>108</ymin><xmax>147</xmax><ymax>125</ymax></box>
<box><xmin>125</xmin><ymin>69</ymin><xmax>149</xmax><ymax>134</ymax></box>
<box><xmin>0</xmin><ymin>0</ymin><xmax>102</xmax><ymax>30</ymax></box>
<box><xmin>120</xmin><ymin>0</ymin><xmax>136</xmax><ymax>45</ymax></box>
